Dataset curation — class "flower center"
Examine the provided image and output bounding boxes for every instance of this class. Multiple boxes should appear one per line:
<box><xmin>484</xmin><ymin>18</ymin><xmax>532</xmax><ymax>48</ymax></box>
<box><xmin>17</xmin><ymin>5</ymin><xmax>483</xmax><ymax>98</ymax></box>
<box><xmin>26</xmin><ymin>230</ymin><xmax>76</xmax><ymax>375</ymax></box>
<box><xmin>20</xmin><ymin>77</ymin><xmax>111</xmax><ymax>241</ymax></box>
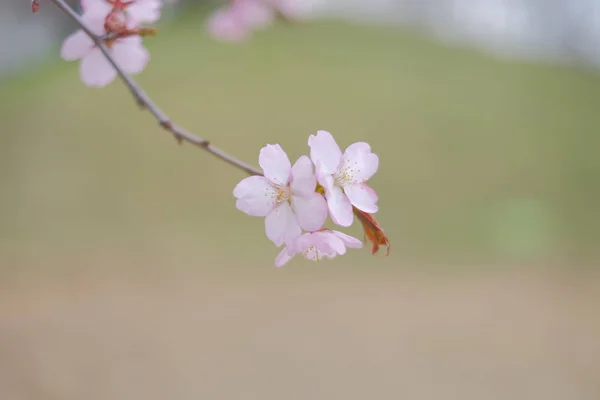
<box><xmin>333</xmin><ymin>161</ymin><xmax>361</xmax><ymax>186</ymax></box>
<box><xmin>302</xmin><ymin>245</ymin><xmax>321</xmax><ymax>261</ymax></box>
<box><xmin>275</xmin><ymin>185</ymin><xmax>291</xmax><ymax>203</ymax></box>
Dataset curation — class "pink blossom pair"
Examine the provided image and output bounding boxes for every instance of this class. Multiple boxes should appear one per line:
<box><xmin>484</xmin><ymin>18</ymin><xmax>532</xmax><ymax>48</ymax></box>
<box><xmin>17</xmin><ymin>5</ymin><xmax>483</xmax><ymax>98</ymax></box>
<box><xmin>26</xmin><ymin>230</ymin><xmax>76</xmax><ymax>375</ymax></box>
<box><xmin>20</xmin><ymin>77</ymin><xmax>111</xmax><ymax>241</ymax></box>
<box><xmin>234</xmin><ymin>130</ymin><xmax>380</xmax><ymax>266</ymax></box>
<box><xmin>206</xmin><ymin>0</ymin><xmax>302</xmax><ymax>42</ymax></box>
<box><xmin>60</xmin><ymin>0</ymin><xmax>162</xmax><ymax>87</ymax></box>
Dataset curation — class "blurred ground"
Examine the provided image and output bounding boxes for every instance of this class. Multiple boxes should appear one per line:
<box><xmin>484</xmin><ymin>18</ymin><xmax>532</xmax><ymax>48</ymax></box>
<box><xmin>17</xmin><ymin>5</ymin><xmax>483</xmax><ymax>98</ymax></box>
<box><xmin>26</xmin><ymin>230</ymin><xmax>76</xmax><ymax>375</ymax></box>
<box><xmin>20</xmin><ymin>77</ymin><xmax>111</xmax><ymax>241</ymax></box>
<box><xmin>1</xmin><ymin>9</ymin><xmax>599</xmax><ymax>399</ymax></box>
<box><xmin>1</xmin><ymin>267</ymin><xmax>600</xmax><ymax>399</ymax></box>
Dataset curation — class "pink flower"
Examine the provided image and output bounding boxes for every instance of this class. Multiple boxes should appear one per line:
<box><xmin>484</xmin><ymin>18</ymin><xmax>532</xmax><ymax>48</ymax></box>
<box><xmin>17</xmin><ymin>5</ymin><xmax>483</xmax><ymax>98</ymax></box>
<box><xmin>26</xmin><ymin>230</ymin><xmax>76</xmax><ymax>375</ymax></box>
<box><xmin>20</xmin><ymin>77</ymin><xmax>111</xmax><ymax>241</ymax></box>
<box><xmin>206</xmin><ymin>6</ymin><xmax>251</xmax><ymax>42</ymax></box>
<box><xmin>274</xmin><ymin>230</ymin><xmax>363</xmax><ymax>267</ymax></box>
<box><xmin>233</xmin><ymin>144</ymin><xmax>328</xmax><ymax>247</ymax></box>
<box><xmin>233</xmin><ymin>0</ymin><xmax>274</xmax><ymax>30</ymax></box>
<box><xmin>308</xmin><ymin>130</ymin><xmax>379</xmax><ymax>227</ymax></box>
<box><xmin>81</xmin><ymin>0</ymin><xmax>163</xmax><ymax>25</ymax></box>
<box><xmin>60</xmin><ymin>14</ymin><xmax>149</xmax><ymax>87</ymax></box>
<box><xmin>207</xmin><ymin>0</ymin><xmax>274</xmax><ymax>42</ymax></box>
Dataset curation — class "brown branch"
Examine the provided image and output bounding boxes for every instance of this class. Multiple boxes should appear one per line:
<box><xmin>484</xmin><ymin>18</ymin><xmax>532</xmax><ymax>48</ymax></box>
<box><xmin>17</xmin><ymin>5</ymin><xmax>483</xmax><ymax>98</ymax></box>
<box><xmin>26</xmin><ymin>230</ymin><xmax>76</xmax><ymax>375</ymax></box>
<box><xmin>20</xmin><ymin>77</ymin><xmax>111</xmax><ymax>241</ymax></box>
<box><xmin>50</xmin><ymin>0</ymin><xmax>262</xmax><ymax>177</ymax></box>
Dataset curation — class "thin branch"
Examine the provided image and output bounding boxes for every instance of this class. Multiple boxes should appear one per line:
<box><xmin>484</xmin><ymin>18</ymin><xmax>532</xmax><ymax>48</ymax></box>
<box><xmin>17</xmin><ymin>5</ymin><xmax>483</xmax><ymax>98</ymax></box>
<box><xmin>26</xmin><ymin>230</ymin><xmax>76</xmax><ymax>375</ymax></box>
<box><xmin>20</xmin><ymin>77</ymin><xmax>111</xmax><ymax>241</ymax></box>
<box><xmin>50</xmin><ymin>0</ymin><xmax>262</xmax><ymax>176</ymax></box>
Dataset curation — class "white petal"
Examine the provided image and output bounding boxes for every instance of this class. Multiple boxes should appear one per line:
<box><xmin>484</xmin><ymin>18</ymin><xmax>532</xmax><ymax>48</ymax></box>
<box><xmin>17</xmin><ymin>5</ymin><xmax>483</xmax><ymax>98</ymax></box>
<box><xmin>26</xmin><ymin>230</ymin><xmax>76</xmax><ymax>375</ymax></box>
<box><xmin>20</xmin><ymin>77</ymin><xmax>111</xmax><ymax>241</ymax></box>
<box><xmin>274</xmin><ymin>247</ymin><xmax>294</xmax><ymax>267</ymax></box>
<box><xmin>207</xmin><ymin>8</ymin><xmax>252</xmax><ymax>42</ymax></box>
<box><xmin>332</xmin><ymin>231</ymin><xmax>363</xmax><ymax>249</ymax></box>
<box><xmin>326</xmin><ymin>186</ymin><xmax>354</xmax><ymax>227</ymax></box>
<box><xmin>127</xmin><ymin>0</ymin><xmax>162</xmax><ymax>24</ymax></box>
<box><xmin>341</xmin><ymin>142</ymin><xmax>379</xmax><ymax>183</ymax></box>
<box><xmin>315</xmin><ymin>231</ymin><xmax>347</xmax><ymax>256</ymax></box>
<box><xmin>291</xmin><ymin>192</ymin><xmax>327</xmax><ymax>232</ymax></box>
<box><xmin>81</xmin><ymin>9</ymin><xmax>109</xmax><ymax>35</ymax></box>
<box><xmin>315</xmin><ymin>164</ymin><xmax>334</xmax><ymax>191</ymax></box>
<box><xmin>233</xmin><ymin>176</ymin><xmax>277</xmax><ymax>217</ymax></box>
<box><xmin>259</xmin><ymin>144</ymin><xmax>291</xmax><ymax>186</ymax></box>
<box><xmin>308</xmin><ymin>130</ymin><xmax>342</xmax><ymax>175</ymax></box>
<box><xmin>265</xmin><ymin>202</ymin><xmax>301</xmax><ymax>247</ymax></box>
<box><xmin>80</xmin><ymin>48</ymin><xmax>117</xmax><ymax>87</ymax></box>
<box><xmin>80</xmin><ymin>0</ymin><xmax>112</xmax><ymax>18</ymax></box>
<box><xmin>80</xmin><ymin>0</ymin><xmax>90</xmax><ymax>12</ymax></box>
<box><xmin>289</xmin><ymin>155</ymin><xmax>316</xmax><ymax>196</ymax></box>
<box><xmin>344</xmin><ymin>183</ymin><xmax>379</xmax><ymax>214</ymax></box>
<box><xmin>235</xmin><ymin>0</ymin><xmax>274</xmax><ymax>29</ymax></box>
<box><xmin>60</xmin><ymin>30</ymin><xmax>94</xmax><ymax>61</ymax></box>
<box><xmin>111</xmin><ymin>37</ymin><xmax>150</xmax><ymax>76</ymax></box>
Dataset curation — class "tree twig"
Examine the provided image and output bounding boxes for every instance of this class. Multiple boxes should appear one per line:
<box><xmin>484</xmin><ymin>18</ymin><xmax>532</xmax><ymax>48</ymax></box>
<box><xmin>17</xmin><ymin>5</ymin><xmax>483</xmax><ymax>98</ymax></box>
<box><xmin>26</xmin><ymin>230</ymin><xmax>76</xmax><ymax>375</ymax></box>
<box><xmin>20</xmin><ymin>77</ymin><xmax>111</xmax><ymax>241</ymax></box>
<box><xmin>50</xmin><ymin>0</ymin><xmax>262</xmax><ymax>176</ymax></box>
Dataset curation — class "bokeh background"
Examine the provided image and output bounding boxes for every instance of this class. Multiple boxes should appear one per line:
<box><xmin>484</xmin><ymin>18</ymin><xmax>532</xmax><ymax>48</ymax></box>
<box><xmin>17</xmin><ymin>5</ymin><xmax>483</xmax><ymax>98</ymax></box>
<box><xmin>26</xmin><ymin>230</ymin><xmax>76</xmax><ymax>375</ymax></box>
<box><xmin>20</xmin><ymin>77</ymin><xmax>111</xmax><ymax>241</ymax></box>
<box><xmin>1</xmin><ymin>0</ymin><xmax>599</xmax><ymax>399</ymax></box>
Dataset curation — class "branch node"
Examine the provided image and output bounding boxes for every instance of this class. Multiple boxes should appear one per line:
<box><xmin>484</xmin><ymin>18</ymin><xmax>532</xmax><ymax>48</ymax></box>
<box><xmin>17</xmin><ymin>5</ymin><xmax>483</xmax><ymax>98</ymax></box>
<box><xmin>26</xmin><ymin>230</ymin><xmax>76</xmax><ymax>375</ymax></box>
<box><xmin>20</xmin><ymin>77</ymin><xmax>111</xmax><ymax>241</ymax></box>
<box><xmin>135</xmin><ymin>96</ymin><xmax>146</xmax><ymax>109</ymax></box>
<box><xmin>159</xmin><ymin>120</ymin><xmax>182</xmax><ymax>144</ymax></box>
<box><xmin>160</xmin><ymin>120</ymin><xmax>173</xmax><ymax>130</ymax></box>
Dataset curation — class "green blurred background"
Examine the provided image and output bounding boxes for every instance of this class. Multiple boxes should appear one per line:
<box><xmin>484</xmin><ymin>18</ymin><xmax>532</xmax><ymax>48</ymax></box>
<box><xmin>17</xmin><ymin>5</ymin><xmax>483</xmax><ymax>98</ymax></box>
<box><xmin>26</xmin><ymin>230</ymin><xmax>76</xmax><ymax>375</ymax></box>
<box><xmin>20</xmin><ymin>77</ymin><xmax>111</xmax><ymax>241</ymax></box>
<box><xmin>1</xmin><ymin>4</ymin><xmax>599</xmax><ymax>399</ymax></box>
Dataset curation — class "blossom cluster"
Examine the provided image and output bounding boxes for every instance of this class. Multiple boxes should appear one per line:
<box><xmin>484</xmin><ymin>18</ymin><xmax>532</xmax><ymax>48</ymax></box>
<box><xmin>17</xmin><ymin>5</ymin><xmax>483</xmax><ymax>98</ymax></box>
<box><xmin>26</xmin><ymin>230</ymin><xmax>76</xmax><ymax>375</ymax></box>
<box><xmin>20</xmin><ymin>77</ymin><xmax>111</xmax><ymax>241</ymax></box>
<box><xmin>206</xmin><ymin>0</ymin><xmax>300</xmax><ymax>43</ymax></box>
<box><xmin>60</xmin><ymin>0</ymin><xmax>162</xmax><ymax>87</ymax></box>
<box><xmin>234</xmin><ymin>130</ymin><xmax>389</xmax><ymax>267</ymax></box>
<box><xmin>56</xmin><ymin>0</ymin><xmax>302</xmax><ymax>88</ymax></box>
<box><xmin>38</xmin><ymin>1</ymin><xmax>391</xmax><ymax>267</ymax></box>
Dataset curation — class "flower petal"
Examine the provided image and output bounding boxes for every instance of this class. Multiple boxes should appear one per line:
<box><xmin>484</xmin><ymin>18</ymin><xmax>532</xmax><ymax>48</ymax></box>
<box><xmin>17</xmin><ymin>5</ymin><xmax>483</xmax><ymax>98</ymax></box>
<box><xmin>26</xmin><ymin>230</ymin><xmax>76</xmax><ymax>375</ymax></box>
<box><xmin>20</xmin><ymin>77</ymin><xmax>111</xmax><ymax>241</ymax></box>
<box><xmin>80</xmin><ymin>0</ymin><xmax>112</xmax><ymax>18</ymax></box>
<box><xmin>265</xmin><ymin>202</ymin><xmax>301</xmax><ymax>247</ymax></box>
<box><xmin>234</xmin><ymin>0</ymin><xmax>274</xmax><ymax>30</ymax></box>
<box><xmin>111</xmin><ymin>37</ymin><xmax>150</xmax><ymax>76</ymax></box>
<box><xmin>308</xmin><ymin>130</ymin><xmax>342</xmax><ymax>175</ymax></box>
<box><xmin>127</xmin><ymin>0</ymin><xmax>162</xmax><ymax>24</ymax></box>
<box><xmin>80</xmin><ymin>47</ymin><xmax>117</xmax><ymax>87</ymax></box>
<box><xmin>291</xmin><ymin>192</ymin><xmax>327</xmax><ymax>232</ymax></box>
<box><xmin>315</xmin><ymin>163</ymin><xmax>334</xmax><ymax>191</ymax></box>
<box><xmin>207</xmin><ymin>7</ymin><xmax>251</xmax><ymax>42</ymax></box>
<box><xmin>326</xmin><ymin>186</ymin><xmax>353</xmax><ymax>227</ymax></box>
<box><xmin>341</xmin><ymin>142</ymin><xmax>379</xmax><ymax>183</ymax></box>
<box><xmin>81</xmin><ymin>10</ymin><xmax>108</xmax><ymax>35</ymax></box>
<box><xmin>314</xmin><ymin>231</ymin><xmax>346</xmax><ymax>256</ymax></box>
<box><xmin>60</xmin><ymin>30</ymin><xmax>94</xmax><ymax>61</ymax></box>
<box><xmin>289</xmin><ymin>155</ymin><xmax>316</xmax><ymax>195</ymax></box>
<box><xmin>274</xmin><ymin>247</ymin><xmax>294</xmax><ymax>267</ymax></box>
<box><xmin>233</xmin><ymin>176</ymin><xmax>277</xmax><ymax>217</ymax></box>
<box><xmin>344</xmin><ymin>183</ymin><xmax>379</xmax><ymax>214</ymax></box>
<box><xmin>259</xmin><ymin>144</ymin><xmax>292</xmax><ymax>186</ymax></box>
<box><xmin>332</xmin><ymin>231</ymin><xmax>363</xmax><ymax>249</ymax></box>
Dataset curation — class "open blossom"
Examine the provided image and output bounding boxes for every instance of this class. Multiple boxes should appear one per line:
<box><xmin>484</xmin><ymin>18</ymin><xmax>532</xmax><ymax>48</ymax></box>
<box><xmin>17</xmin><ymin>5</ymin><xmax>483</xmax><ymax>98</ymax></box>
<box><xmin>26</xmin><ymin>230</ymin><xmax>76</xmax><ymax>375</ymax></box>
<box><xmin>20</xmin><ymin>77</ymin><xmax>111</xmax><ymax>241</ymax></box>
<box><xmin>233</xmin><ymin>144</ymin><xmax>327</xmax><ymax>247</ymax></box>
<box><xmin>274</xmin><ymin>230</ymin><xmax>363</xmax><ymax>267</ymax></box>
<box><xmin>80</xmin><ymin>0</ymin><xmax>163</xmax><ymax>25</ymax></box>
<box><xmin>207</xmin><ymin>0</ymin><xmax>274</xmax><ymax>42</ymax></box>
<box><xmin>308</xmin><ymin>130</ymin><xmax>379</xmax><ymax>227</ymax></box>
<box><xmin>60</xmin><ymin>14</ymin><xmax>149</xmax><ymax>87</ymax></box>
<box><xmin>206</xmin><ymin>6</ymin><xmax>251</xmax><ymax>43</ymax></box>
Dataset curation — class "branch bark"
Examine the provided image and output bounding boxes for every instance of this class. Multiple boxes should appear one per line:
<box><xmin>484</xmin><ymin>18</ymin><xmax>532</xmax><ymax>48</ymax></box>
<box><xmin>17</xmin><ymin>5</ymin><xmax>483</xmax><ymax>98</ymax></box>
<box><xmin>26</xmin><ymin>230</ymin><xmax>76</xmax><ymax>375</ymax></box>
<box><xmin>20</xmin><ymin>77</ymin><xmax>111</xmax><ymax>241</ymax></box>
<box><xmin>50</xmin><ymin>0</ymin><xmax>263</xmax><ymax>177</ymax></box>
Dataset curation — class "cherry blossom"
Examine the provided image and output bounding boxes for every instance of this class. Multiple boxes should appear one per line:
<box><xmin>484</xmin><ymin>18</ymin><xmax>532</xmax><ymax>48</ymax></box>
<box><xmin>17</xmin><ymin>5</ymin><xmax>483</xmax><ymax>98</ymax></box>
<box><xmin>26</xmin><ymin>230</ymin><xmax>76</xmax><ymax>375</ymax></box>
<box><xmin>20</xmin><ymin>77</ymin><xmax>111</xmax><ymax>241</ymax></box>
<box><xmin>233</xmin><ymin>144</ymin><xmax>328</xmax><ymax>247</ymax></box>
<box><xmin>80</xmin><ymin>0</ymin><xmax>163</xmax><ymax>25</ymax></box>
<box><xmin>274</xmin><ymin>230</ymin><xmax>363</xmax><ymax>267</ymax></box>
<box><xmin>60</xmin><ymin>13</ymin><xmax>149</xmax><ymax>87</ymax></box>
<box><xmin>206</xmin><ymin>0</ymin><xmax>275</xmax><ymax>42</ymax></box>
<box><xmin>206</xmin><ymin>6</ymin><xmax>252</xmax><ymax>43</ymax></box>
<box><xmin>233</xmin><ymin>0</ymin><xmax>275</xmax><ymax>30</ymax></box>
<box><xmin>308</xmin><ymin>130</ymin><xmax>379</xmax><ymax>227</ymax></box>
